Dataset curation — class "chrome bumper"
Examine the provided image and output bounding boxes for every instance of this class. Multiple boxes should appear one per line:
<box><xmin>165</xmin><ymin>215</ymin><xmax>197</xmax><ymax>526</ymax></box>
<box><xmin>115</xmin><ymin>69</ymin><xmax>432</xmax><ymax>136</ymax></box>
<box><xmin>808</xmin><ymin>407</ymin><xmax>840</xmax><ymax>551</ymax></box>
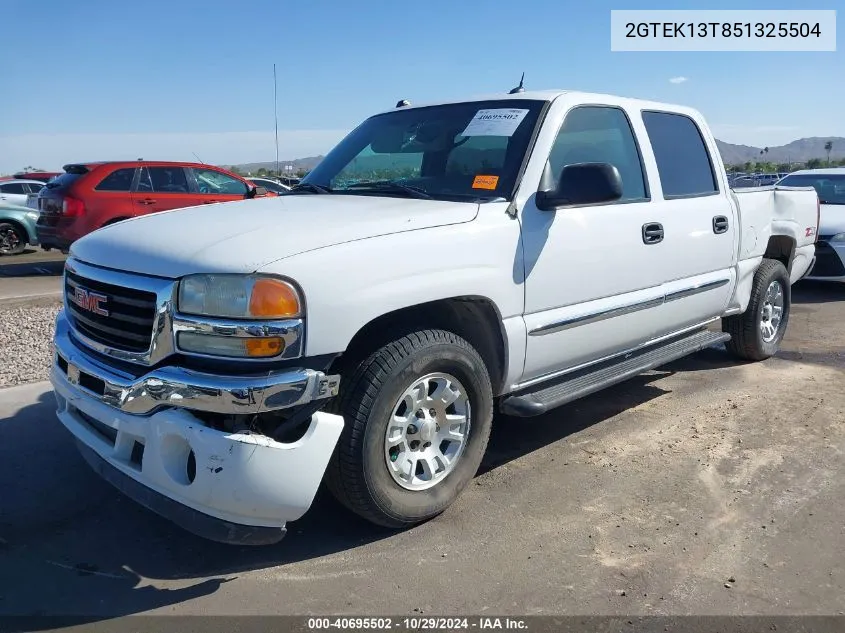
<box><xmin>54</xmin><ymin>310</ymin><xmax>339</xmax><ymax>416</ymax></box>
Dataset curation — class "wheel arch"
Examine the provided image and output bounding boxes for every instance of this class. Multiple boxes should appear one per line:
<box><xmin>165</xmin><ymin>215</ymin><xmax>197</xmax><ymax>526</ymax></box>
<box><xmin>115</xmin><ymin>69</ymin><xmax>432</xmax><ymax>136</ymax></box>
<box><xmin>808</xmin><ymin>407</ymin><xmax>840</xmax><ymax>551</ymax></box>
<box><xmin>330</xmin><ymin>295</ymin><xmax>508</xmax><ymax>396</ymax></box>
<box><xmin>763</xmin><ymin>235</ymin><xmax>796</xmax><ymax>274</ymax></box>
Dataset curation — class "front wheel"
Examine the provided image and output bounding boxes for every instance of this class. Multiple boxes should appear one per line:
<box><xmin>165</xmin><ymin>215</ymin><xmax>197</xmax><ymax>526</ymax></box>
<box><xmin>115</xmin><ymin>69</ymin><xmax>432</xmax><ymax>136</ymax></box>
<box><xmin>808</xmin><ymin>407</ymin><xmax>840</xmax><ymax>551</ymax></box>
<box><xmin>0</xmin><ymin>222</ymin><xmax>26</xmax><ymax>256</ymax></box>
<box><xmin>722</xmin><ymin>258</ymin><xmax>791</xmax><ymax>361</ymax></box>
<box><xmin>325</xmin><ymin>329</ymin><xmax>494</xmax><ymax>528</ymax></box>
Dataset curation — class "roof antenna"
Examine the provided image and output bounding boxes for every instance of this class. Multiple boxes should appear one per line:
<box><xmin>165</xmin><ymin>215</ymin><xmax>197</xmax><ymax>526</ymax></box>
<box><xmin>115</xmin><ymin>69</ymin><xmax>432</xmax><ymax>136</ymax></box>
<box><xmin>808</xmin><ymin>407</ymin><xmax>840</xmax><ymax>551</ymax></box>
<box><xmin>192</xmin><ymin>152</ymin><xmax>205</xmax><ymax>164</ymax></box>
<box><xmin>509</xmin><ymin>72</ymin><xmax>525</xmax><ymax>94</ymax></box>
<box><xmin>396</xmin><ymin>99</ymin><xmax>411</xmax><ymax>108</ymax></box>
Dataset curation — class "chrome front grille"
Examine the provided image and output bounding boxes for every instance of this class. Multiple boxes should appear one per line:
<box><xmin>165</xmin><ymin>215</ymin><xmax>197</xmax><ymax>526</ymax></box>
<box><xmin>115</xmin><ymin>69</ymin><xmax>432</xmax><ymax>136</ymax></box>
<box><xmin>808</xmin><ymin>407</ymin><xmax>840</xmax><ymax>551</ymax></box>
<box><xmin>65</xmin><ymin>269</ymin><xmax>157</xmax><ymax>352</ymax></box>
<box><xmin>63</xmin><ymin>257</ymin><xmax>176</xmax><ymax>365</ymax></box>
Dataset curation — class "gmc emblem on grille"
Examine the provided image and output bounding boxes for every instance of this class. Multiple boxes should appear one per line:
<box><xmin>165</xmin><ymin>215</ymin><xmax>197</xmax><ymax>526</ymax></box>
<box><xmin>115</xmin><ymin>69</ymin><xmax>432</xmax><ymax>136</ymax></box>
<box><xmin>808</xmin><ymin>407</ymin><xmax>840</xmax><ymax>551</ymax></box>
<box><xmin>71</xmin><ymin>286</ymin><xmax>109</xmax><ymax>317</ymax></box>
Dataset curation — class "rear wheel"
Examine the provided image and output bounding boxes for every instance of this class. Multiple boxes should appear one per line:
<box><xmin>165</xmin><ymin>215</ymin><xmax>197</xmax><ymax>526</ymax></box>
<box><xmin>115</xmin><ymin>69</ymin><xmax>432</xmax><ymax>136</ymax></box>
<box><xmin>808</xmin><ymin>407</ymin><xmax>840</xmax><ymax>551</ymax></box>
<box><xmin>722</xmin><ymin>258</ymin><xmax>791</xmax><ymax>361</ymax></box>
<box><xmin>325</xmin><ymin>329</ymin><xmax>493</xmax><ymax>528</ymax></box>
<box><xmin>0</xmin><ymin>222</ymin><xmax>26</xmax><ymax>256</ymax></box>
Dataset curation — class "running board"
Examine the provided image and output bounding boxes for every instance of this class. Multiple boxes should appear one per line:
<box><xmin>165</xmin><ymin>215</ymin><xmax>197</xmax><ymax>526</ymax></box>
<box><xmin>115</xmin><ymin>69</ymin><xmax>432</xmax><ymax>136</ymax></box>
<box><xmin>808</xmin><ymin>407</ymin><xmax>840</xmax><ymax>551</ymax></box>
<box><xmin>500</xmin><ymin>330</ymin><xmax>731</xmax><ymax>417</ymax></box>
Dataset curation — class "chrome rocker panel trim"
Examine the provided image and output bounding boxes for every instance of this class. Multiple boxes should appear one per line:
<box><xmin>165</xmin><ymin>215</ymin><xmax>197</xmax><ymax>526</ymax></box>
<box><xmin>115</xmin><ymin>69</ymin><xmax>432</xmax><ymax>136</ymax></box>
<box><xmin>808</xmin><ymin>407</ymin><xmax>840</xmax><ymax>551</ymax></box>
<box><xmin>54</xmin><ymin>311</ymin><xmax>339</xmax><ymax>416</ymax></box>
<box><xmin>529</xmin><ymin>278</ymin><xmax>730</xmax><ymax>337</ymax></box>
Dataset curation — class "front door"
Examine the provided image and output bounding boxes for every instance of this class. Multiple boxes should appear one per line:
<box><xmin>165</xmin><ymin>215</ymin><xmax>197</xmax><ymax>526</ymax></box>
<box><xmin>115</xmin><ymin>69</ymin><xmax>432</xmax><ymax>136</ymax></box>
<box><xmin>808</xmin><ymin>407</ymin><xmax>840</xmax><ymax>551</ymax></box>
<box><xmin>520</xmin><ymin>104</ymin><xmax>667</xmax><ymax>384</ymax></box>
<box><xmin>190</xmin><ymin>167</ymin><xmax>250</xmax><ymax>206</ymax></box>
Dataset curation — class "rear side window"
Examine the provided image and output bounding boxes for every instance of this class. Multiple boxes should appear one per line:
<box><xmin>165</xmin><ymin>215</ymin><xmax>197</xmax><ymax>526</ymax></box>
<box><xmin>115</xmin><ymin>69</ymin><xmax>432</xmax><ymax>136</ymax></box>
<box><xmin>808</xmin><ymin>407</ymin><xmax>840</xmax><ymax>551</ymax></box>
<box><xmin>137</xmin><ymin>167</ymin><xmax>190</xmax><ymax>193</ymax></box>
<box><xmin>45</xmin><ymin>173</ymin><xmax>84</xmax><ymax>189</ymax></box>
<box><xmin>0</xmin><ymin>183</ymin><xmax>27</xmax><ymax>194</ymax></box>
<box><xmin>642</xmin><ymin>111</ymin><xmax>718</xmax><ymax>198</ymax></box>
<box><xmin>95</xmin><ymin>168</ymin><xmax>136</xmax><ymax>191</ymax></box>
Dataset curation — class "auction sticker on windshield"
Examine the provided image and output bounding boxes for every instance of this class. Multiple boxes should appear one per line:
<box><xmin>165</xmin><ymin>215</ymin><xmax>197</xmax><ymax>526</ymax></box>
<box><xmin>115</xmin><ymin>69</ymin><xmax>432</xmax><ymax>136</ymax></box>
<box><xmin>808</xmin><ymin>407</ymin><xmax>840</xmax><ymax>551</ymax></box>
<box><xmin>472</xmin><ymin>175</ymin><xmax>500</xmax><ymax>190</ymax></box>
<box><xmin>461</xmin><ymin>109</ymin><xmax>529</xmax><ymax>137</ymax></box>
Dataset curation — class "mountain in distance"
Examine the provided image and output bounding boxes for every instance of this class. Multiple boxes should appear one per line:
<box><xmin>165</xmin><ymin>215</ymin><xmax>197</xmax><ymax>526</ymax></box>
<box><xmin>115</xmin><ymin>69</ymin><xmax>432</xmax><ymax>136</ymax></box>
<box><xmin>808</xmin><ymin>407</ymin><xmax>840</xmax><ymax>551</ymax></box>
<box><xmin>715</xmin><ymin>137</ymin><xmax>845</xmax><ymax>165</ymax></box>
<box><xmin>230</xmin><ymin>156</ymin><xmax>325</xmax><ymax>173</ymax></box>
<box><xmin>229</xmin><ymin>137</ymin><xmax>845</xmax><ymax>173</ymax></box>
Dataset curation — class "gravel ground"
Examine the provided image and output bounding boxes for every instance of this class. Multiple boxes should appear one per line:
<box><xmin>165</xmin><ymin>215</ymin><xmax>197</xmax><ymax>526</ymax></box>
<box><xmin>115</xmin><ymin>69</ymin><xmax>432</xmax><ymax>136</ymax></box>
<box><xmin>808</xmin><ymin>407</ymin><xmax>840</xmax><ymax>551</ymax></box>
<box><xmin>0</xmin><ymin>304</ymin><xmax>61</xmax><ymax>388</ymax></box>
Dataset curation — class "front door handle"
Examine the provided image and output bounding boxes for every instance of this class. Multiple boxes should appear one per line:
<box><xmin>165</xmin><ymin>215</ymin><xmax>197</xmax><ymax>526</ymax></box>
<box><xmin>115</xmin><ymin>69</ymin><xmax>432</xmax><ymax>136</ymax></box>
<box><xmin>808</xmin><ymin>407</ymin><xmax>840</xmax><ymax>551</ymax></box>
<box><xmin>713</xmin><ymin>215</ymin><xmax>729</xmax><ymax>234</ymax></box>
<box><xmin>642</xmin><ymin>222</ymin><xmax>664</xmax><ymax>244</ymax></box>
<box><xmin>136</xmin><ymin>199</ymin><xmax>157</xmax><ymax>205</ymax></box>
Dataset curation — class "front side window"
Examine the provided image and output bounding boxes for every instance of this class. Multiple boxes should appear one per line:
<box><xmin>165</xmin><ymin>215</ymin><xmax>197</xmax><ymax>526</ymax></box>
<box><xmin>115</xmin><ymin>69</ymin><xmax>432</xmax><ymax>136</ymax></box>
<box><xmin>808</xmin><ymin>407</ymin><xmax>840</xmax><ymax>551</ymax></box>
<box><xmin>137</xmin><ymin>167</ymin><xmax>190</xmax><ymax>193</ymax></box>
<box><xmin>301</xmin><ymin>99</ymin><xmax>546</xmax><ymax>201</ymax></box>
<box><xmin>95</xmin><ymin>168</ymin><xmax>136</xmax><ymax>191</ymax></box>
<box><xmin>778</xmin><ymin>174</ymin><xmax>845</xmax><ymax>205</ymax></box>
<box><xmin>548</xmin><ymin>106</ymin><xmax>647</xmax><ymax>202</ymax></box>
<box><xmin>194</xmin><ymin>168</ymin><xmax>248</xmax><ymax>195</ymax></box>
<box><xmin>642</xmin><ymin>111</ymin><xmax>718</xmax><ymax>198</ymax></box>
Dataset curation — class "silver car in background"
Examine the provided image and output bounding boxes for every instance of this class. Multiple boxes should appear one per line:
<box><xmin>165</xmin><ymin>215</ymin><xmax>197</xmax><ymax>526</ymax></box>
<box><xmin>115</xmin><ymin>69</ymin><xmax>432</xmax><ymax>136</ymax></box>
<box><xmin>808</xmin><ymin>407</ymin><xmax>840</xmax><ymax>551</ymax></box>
<box><xmin>778</xmin><ymin>168</ymin><xmax>845</xmax><ymax>282</ymax></box>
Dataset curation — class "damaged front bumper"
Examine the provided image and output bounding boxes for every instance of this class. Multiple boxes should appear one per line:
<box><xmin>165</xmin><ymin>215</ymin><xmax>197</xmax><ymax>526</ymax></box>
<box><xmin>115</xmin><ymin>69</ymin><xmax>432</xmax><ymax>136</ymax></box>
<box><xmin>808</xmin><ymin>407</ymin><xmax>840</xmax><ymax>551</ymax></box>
<box><xmin>51</xmin><ymin>311</ymin><xmax>344</xmax><ymax>545</ymax></box>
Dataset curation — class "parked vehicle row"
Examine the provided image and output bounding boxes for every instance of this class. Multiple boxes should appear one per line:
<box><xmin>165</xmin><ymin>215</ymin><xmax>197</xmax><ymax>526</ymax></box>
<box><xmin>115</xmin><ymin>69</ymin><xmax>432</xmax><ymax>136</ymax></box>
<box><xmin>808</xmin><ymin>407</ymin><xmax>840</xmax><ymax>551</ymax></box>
<box><xmin>50</xmin><ymin>88</ymin><xmax>820</xmax><ymax>545</ymax></box>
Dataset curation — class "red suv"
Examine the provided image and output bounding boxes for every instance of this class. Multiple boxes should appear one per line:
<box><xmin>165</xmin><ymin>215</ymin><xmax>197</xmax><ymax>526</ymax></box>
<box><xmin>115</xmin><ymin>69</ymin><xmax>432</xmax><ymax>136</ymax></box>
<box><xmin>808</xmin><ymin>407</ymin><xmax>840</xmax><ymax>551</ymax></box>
<box><xmin>35</xmin><ymin>161</ymin><xmax>275</xmax><ymax>252</ymax></box>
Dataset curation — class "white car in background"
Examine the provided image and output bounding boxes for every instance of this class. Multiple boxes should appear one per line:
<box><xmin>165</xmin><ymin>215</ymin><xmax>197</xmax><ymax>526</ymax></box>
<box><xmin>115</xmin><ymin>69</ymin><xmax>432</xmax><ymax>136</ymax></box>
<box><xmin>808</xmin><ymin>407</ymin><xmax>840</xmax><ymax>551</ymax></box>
<box><xmin>777</xmin><ymin>168</ymin><xmax>845</xmax><ymax>281</ymax></box>
<box><xmin>0</xmin><ymin>179</ymin><xmax>45</xmax><ymax>207</ymax></box>
<box><xmin>246</xmin><ymin>176</ymin><xmax>291</xmax><ymax>194</ymax></box>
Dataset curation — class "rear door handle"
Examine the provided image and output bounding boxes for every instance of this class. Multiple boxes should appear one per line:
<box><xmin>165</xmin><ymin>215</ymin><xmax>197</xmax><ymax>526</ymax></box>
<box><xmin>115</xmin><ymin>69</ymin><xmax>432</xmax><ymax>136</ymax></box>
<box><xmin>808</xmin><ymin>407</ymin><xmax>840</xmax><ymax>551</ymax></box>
<box><xmin>136</xmin><ymin>199</ymin><xmax>157</xmax><ymax>205</ymax></box>
<box><xmin>713</xmin><ymin>215</ymin><xmax>729</xmax><ymax>234</ymax></box>
<box><xmin>642</xmin><ymin>222</ymin><xmax>664</xmax><ymax>244</ymax></box>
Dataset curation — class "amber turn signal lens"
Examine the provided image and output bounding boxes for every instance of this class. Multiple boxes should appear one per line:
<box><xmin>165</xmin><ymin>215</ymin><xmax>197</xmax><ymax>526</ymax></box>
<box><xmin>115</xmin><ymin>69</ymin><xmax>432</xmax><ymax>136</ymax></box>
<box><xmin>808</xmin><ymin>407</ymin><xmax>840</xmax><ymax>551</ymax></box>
<box><xmin>248</xmin><ymin>279</ymin><xmax>300</xmax><ymax>318</ymax></box>
<box><xmin>245</xmin><ymin>337</ymin><xmax>285</xmax><ymax>357</ymax></box>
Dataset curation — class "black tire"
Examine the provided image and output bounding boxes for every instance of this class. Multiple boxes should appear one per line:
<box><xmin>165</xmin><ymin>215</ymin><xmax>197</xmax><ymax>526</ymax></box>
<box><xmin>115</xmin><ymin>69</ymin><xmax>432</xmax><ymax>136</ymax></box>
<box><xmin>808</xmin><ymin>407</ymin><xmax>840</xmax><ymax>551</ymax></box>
<box><xmin>722</xmin><ymin>258</ymin><xmax>791</xmax><ymax>361</ymax></box>
<box><xmin>0</xmin><ymin>222</ymin><xmax>26</xmax><ymax>256</ymax></box>
<box><xmin>325</xmin><ymin>329</ymin><xmax>494</xmax><ymax>528</ymax></box>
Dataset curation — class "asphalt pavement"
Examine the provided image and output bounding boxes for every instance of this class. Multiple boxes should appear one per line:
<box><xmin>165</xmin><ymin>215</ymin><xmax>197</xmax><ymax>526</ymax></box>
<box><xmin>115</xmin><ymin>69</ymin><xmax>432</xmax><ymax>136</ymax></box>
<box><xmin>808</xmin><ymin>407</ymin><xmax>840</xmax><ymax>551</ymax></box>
<box><xmin>0</xmin><ymin>281</ymin><xmax>843</xmax><ymax>621</ymax></box>
<box><xmin>0</xmin><ymin>248</ymin><xmax>64</xmax><ymax>305</ymax></box>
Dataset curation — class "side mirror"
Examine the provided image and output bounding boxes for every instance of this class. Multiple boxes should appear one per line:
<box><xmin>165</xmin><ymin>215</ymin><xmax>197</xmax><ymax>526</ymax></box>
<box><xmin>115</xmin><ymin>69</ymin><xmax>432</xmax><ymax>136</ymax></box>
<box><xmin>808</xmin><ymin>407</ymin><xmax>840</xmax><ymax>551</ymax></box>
<box><xmin>536</xmin><ymin>162</ymin><xmax>623</xmax><ymax>210</ymax></box>
<box><xmin>245</xmin><ymin>185</ymin><xmax>268</xmax><ymax>199</ymax></box>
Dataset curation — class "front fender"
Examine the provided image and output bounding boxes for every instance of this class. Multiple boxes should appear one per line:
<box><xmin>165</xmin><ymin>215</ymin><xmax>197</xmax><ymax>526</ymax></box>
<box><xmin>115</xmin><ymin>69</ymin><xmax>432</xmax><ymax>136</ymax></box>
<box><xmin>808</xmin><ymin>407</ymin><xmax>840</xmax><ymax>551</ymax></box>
<box><xmin>258</xmin><ymin>211</ymin><xmax>524</xmax><ymax>358</ymax></box>
<box><xmin>0</xmin><ymin>209</ymin><xmax>38</xmax><ymax>244</ymax></box>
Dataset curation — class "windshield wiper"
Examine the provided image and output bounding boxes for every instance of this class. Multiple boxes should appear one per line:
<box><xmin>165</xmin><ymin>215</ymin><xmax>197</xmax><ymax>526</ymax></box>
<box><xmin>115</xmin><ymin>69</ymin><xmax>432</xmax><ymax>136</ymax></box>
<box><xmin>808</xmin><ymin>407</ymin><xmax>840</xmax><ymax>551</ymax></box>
<box><xmin>344</xmin><ymin>181</ymin><xmax>433</xmax><ymax>200</ymax></box>
<box><xmin>289</xmin><ymin>182</ymin><xmax>332</xmax><ymax>194</ymax></box>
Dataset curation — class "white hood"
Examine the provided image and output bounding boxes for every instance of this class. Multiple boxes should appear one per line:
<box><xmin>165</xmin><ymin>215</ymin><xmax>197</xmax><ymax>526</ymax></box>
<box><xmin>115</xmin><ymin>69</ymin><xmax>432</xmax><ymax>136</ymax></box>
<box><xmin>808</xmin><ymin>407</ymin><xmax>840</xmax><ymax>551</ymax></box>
<box><xmin>819</xmin><ymin>203</ymin><xmax>845</xmax><ymax>237</ymax></box>
<box><xmin>70</xmin><ymin>195</ymin><xmax>479</xmax><ymax>278</ymax></box>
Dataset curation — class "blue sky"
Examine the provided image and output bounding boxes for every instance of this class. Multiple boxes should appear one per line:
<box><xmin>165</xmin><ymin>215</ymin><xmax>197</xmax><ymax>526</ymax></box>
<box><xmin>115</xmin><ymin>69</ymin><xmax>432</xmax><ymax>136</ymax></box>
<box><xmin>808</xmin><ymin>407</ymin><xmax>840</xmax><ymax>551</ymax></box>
<box><xmin>1</xmin><ymin>0</ymin><xmax>841</xmax><ymax>172</ymax></box>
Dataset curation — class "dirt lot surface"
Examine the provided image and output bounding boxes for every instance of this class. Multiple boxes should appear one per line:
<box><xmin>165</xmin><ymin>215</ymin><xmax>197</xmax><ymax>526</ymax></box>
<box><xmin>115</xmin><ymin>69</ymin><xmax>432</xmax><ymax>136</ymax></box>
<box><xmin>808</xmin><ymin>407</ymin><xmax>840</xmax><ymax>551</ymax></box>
<box><xmin>0</xmin><ymin>280</ymin><xmax>843</xmax><ymax>621</ymax></box>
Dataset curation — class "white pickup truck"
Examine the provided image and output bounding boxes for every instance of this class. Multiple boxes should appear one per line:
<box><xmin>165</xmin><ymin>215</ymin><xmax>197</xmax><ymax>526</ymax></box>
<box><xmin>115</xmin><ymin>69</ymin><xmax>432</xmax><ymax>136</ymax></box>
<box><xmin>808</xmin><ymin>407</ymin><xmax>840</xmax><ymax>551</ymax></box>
<box><xmin>51</xmin><ymin>89</ymin><xmax>820</xmax><ymax>545</ymax></box>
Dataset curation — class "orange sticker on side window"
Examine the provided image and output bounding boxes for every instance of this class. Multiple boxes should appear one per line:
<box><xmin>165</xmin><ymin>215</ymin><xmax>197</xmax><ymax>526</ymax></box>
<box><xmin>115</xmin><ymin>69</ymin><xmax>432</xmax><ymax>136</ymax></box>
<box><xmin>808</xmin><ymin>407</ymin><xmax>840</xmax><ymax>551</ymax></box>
<box><xmin>472</xmin><ymin>174</ymin><xmax>499</xmax><ymax>190</ymax></box>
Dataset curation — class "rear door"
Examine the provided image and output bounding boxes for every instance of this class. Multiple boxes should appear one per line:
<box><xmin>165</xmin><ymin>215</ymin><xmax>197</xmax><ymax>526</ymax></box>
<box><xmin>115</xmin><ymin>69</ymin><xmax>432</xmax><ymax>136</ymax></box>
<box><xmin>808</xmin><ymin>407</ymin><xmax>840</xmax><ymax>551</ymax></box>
<box><xmin>639</xmin><ymin>110</ymin><xmax>737</xmax><ymax>336</ymax></box>
<box><xmin>88</xmin><ymin>167</ymin><xmax>138</xmax><ymax>226</ymax></box>
<box><xmin>132</xmin><ymin>166</ymin><xmax>199</xmax><ymax>214</ymax></box>
<box><xmin>188</xmin><ymin>167</ymin><xmax>250</xmax><ymax>205</ymax></box>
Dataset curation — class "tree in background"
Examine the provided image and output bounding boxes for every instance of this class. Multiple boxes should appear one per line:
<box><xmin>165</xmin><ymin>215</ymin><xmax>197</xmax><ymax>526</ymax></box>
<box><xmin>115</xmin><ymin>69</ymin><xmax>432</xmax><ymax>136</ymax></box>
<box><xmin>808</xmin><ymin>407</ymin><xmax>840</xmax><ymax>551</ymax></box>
<box><xmin>824</xmin><ymin>141</ymin><xmax>833</xmax><ymax>166</ymax></box>
<box><xmin>807</xmin><ymin>158</ymin><xmax>824</xmax><ymax>169</ymax></box>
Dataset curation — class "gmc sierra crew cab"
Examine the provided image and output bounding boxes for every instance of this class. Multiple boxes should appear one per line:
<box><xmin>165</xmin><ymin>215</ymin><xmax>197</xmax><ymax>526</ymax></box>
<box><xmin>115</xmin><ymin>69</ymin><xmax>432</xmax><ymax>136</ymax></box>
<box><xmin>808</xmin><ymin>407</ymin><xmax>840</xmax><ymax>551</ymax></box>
<box><xmin>50</xmin><ymin>89</ymin><xmax>820</xmax><ymax>545</ymax></box>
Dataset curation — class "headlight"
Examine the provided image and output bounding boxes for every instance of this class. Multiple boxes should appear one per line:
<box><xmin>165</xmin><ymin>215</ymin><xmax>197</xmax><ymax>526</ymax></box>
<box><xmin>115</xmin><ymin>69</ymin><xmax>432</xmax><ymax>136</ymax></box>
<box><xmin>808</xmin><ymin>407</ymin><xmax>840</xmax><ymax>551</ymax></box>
<box><xmin>830</xmin><ymin>233</ymin><xmax>845</xmax><ymax>243</ymax></box>
<box><xmin>26</xmin><ymin>211</ymin><xmax>38</xmax><ymax>220</ymax></box>
<box><xmin>178</xmin><ymin>274</ymin><xmax>301</xmax><ymax>319</ymax></box>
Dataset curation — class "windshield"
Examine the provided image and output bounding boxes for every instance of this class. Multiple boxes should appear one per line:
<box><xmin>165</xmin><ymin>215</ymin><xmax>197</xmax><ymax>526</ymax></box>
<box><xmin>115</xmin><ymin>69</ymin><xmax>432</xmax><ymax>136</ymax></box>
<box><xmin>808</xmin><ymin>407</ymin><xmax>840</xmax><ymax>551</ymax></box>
<box><xmin>778</xmin><ymin>173</ymin><xmax>845</xmax><ymax>205</ymax></box>
<box><xmin>300</xmin><ymin>99</ymin><xmax>546</xmax><ymax>201</ymax></box>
